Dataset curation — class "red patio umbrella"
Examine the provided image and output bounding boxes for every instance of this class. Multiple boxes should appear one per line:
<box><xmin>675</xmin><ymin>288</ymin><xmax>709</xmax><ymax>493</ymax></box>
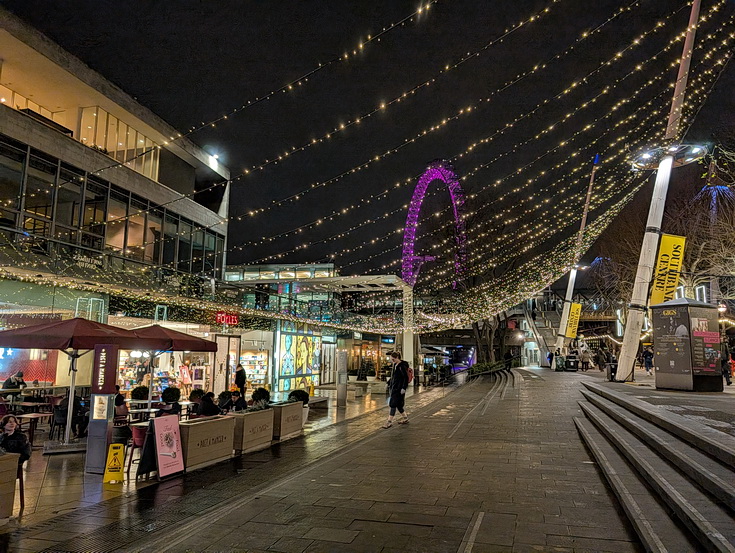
<box><xmin>133</xmin><ymin>325</ymin><xmax>218</xmax><ymax>352</ymax></box>
<box><xmin>0</xmin><ymin>318</ymin><xmax>170</xmax><ymax>444</ymax></box>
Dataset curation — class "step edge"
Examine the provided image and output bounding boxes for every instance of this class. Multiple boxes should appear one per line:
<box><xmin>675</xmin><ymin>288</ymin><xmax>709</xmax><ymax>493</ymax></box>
<box><xmin>574</xmin><ymin>417</ymin><xmax>694</xmax><ymax>553</ymax></box>
<box><xmin>579</xmin><ymin>402</ymin><xmax>735</xmax><ymax>553</ymax></box>
<box><xmin>581</xmin><ymin>382</ymin><xmax>735</xmax><ymax>468</ymax></box>
<box><xmin>580</xmin><ymin>390</ymin><xmax>735</xmax><ymax>511</ymax></box>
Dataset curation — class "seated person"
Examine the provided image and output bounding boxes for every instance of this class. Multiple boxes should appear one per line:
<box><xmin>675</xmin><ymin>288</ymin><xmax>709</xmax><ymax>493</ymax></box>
<box><xmin>220</xmin><ymin>391</ymin><xmax>247</xmax><ymax>413</ymax></box>
<box><xmin>114</xmin><ymin>385</ymin><xmax>129</xmax><ymax>419</ymax></box>
<box><xmin>60</xmin><ymin>391</ymin><xmax>89</xmax><ymax>438</ymax></box>
<box><xmin>0</xmin><ymin>414</ymin><xmax>31</xmax><ymax>466</ymax></box>
<box><xmin>198</xmin><ymin>392</ymin><xmax>221</xmax><ymax>416</ymax></box>
<box><xmin>2</xmin><ymin>371</ymin><xmax>26</xmax><ymax>398</ymax></box>
<box><xmin>156</xmin><ymin>401</ymin><xmax>181</xmax><ymax>418</ymax></box>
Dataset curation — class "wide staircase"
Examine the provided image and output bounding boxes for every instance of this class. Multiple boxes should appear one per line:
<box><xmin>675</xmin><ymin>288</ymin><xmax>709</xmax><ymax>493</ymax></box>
<box><xmin>575</xmin><ymin>382</ymin><xmax>735</xmax><ymax>553</ymax></box>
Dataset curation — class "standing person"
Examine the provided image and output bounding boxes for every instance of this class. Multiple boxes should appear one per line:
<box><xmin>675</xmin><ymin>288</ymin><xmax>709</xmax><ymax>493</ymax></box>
<box><xmin>503</xmin><ymin>350</ymin><xmax>513</xmax><ymax>371</ymax></box>
<box><xmin>234</xmin><ymin>363</ymin><xmax>246</xmax><ymax>396</ymax></box>
<box><xmin>580</xmin><ymin>349</ymin><xmax>592</xmax><ymax>372</ymax></box>
<box><xmin>0</xmin><ymin>415</ymin><xmax>31</xmax><ymax>466</ymax></box>
<box><xmin>382</xmin><ymin>352</ymin><xmax>409</xmax><ymax>428</ymax></box>
<box><xmin>642</xmin><ymin>347</ymin><xmax>654</xmax><ymax>376</ymax></box>
<box><xmin>722</xmin><ymin>339</ymin><xmax>732</xmax><ymax>386</ymax></box>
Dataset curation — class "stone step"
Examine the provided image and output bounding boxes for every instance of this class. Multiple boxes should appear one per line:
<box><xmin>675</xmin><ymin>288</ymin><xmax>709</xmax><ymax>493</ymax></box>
<box><xmin>582</xmin><ymin>381</ymin><xmax>735</xmax><ymax>469</ymax></box>
<box><xmin>580</xmin><ymin>389</ymin><xmax>735</xmax><ymax>511</ymax></box>
<box><xmin>579</xmin><ymin>402</ymin><xmax>735</xmax><ymax>552</ymax></box>
<box><xmin>574</xmin><ymin>417</ymin><xmax>701</xmax><ymax>553</ymax></box>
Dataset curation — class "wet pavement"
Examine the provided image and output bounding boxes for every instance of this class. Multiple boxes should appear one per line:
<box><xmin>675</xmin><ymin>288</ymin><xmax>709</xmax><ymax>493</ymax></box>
<box><xmin>1</xmin><ymin>366</ymin><xmax>732</xmax><ymax>552</ymax></box>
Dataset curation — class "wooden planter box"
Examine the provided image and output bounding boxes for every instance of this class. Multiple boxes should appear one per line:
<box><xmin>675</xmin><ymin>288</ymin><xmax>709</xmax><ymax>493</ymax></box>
<box><xmin>231</xmin><ymin>409</ymin><xmax>274</xmax><ymax>454</ymax></box>
<box><xmin>0</xmin><ymin>453</ymin><xmax>20</xmax><ymax>519</ymax></box>
<box><xmin>178</xmin><ymin>415</ymin><xmax>235</xmax><ymax>471</ymax></box>
<box><xmin>271</xmin><ymin>402</ymin><xmax>303</xmax><ymax>441</ymax></box>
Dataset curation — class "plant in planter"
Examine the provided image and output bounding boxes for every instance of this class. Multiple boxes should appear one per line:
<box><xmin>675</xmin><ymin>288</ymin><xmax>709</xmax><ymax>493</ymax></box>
<box><xmin>131</xmin><ymin>386</ymin><xmax>149</xmax><ymax>400</ymax></box>
<box><xmin>288</xmin><ymin>389</ymin><xmax>311</xmax><ymax>428</ymax></box>
<box><xmin>347</xmin><ymin>369</ymin><xmax>358</xmax><ymax>382</ymax></box>
<box><xmin>251</xmin><ymin>387</ymin><xmax>270</xmax><ymax>405</ymax></box>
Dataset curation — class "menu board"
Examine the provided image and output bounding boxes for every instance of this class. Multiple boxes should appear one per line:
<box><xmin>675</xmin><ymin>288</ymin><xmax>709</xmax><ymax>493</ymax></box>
<box><xmin>652</xmin><ymin>306</ymin><xmax>691</xmax><ymax>375</ymax></box>
<box><xmin>152</xmin><ymin>415</ymin><xmax>185</xmax><ymax>478</ymax></box>
<box><xmin>689</xmin><ymin>306</ymin><xmax>720</xmax><ymax>375</ymax></box>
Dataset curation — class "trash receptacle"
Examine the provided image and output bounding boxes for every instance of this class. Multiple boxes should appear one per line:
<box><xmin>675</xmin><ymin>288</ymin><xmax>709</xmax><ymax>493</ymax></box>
<box><xmin>606</xmin><ymin>362</ymin><xmax>618</xmax><ymax>381</ymax></box>
<box><xmin>554</xmin><ymin>355</ymin><xmax>565</xmax><ymax>371</ymax></box>
<box><xmin>565</xmin><ymin>358</ymin><xmax>579</xmax><ymax>371</ymax></box>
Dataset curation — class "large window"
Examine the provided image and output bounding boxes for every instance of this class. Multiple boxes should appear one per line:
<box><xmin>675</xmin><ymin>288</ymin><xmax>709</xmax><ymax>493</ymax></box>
<box><xmin>22</xmin><ymin>150</ymin><xmax>57</xmax><ymax>237</ymax></box>
<box><xmin>0</xmin><ymin>137</ymin><xmax>25</xmax><ymax>228</ymax></box>
<box><xmin>177</xmin><ymin>222</ymin><xmax>192</xmax><ymax>273</ymax></box>
<box><xmin>82</xmin><ymin>177</ymin><xmax>107</xmax><ymax>249</ymax></box>
<box><xmin>145</xmin><ymin>209</ymin><xmax>162</xmax><ymax>263</ymax></box>
<box><xmin>125</xmin><ymin>197</ymin><xmax>146</xmax><ymax>260</ymax></box>
<box><xmin>106</xmin><ymin>191</ymin><xmax>128</xmax><ymax>253</ymax></box>
<box><xmin>162</xmin><ymin>215</ymin><xmax>178</xmax><ymax>267</ymax></box>
<box><xmin>192</xmin><ymin>228</ymin><xmax>204</xmax><ymax>274</ymax></box>
<box><xmin>78</xmin><ymin>106</ymin><xmax>159</xmax><ymax>181</ymax></box>
<box><xmin>55</xmin><ymin>163</ymin><xmax>84</xmax><ymax>243</ymax></box>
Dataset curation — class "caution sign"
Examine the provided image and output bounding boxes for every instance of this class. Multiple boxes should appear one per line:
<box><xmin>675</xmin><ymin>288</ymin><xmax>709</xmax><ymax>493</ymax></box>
<box><xmin>650</xmin><ymin>234</ymin><xmax>686</xmax><ymax>306</ymax></box>
<box><xmin>565</xmin><ymin>303</ymin><xmax>582</xmax><ymax>338</ymax></box>
<box><xmin>103</xmin><ymin>443</ymin><xmax>125</xmax><ymax>483</ymax></box>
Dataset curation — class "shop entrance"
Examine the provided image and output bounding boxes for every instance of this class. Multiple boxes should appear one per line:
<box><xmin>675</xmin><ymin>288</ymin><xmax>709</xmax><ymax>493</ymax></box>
<box><xmin>214</xmin><ymin>335</ymin><xmax>241</xmax><ymax>395</ymax></box>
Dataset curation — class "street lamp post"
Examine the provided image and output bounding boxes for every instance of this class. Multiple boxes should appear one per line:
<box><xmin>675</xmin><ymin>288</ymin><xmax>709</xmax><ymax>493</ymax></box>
<box><xmin>616</xmin><ymin>0</ymin><xmax>706</xmax><ymax>382</ymax></box>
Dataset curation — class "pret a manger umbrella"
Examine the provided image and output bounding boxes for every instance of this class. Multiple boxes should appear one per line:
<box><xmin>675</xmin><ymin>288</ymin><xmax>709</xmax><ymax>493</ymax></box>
<box><xmin>0</xmin><ymin>318</ymin><xmax>168</xmax><ymax>448</ymax></box>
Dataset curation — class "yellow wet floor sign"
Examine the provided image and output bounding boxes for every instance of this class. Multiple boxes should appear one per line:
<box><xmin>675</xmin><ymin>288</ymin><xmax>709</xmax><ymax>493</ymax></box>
<box><xmin>103</xmin><ymin>443</ymin><xmax>125</xmax><ymax>483</ymax></box>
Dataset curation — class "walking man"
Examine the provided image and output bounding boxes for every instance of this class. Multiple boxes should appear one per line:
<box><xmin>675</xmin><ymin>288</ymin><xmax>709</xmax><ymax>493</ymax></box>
<box><xmin>382</xmin><ymin>351</ymin><xmax>409</xmax><ymax>428</ymax></box>
<box><xmin>234</xmin><ymin>364</ymin><xmax>246</xmax><ymax>396</ymax></box>
<box><xmin>722</xmin><ymin>339</ymin><xmax>732</xmax><ymax>386</ymax></box>
<box><xmin>642</xmin><ymin>347</ymin><xmax>654</xmax><ymax>376</ymax></box>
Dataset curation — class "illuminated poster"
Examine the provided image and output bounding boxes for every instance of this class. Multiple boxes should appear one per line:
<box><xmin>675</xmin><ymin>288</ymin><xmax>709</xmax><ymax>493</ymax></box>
<box><xmin>689</xmin><ymin>306</ymin><xmax>720</xmax><ymax>375</ymax></box>
<box><xmin>278</xmin><ymin>322</ymin><xmax>321</xmax><ymax>391</ymax></box>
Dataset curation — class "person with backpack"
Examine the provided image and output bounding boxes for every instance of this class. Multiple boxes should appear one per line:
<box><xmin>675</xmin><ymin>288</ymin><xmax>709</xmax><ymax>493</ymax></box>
<box><xmin>382</xmin><ymin>351</ymin><xmax>410</xmax><ymax>428</ymax></box>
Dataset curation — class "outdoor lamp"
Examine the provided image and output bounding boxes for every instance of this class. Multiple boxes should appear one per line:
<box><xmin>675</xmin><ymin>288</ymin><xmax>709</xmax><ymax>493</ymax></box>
<box><xmin>630</xmin><ymin>143</ymin><xmax>706</xmax><ymax>171</ymax></box>
<box><xmin>718</xmin><ymin>303</ymin><xmax>727</xmax><ymax>314</ymax></box>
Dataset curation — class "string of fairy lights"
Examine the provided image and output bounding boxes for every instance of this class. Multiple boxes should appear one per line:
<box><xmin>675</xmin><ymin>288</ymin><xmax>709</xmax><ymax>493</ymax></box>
<box><xmin>99</xmin><ymin>0</ymin><xmax>724</xmax><ymax>276</ymax></box>
<box><xmin>1</xmin><ymin>1</ymin><xmax>732</xmax><ymax>333</ymax></box>
<box><xmin>259</xmin><ymin>21</ymin><xmax>732</xmax><ymax>274</ymax></box>
<box><xmin>96</xmin><ymin>0</ymin><xmax>564</xmax><ymax>231</ymax></box>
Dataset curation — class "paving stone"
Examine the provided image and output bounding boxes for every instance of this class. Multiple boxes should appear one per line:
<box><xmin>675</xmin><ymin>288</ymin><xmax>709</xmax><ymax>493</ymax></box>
<box><xmin>266</xmin><ymin>537</ymin><xmax>314</xmax><ymax>553</ymax></box>
<box><xmin>302</xmin><ymin>526</ymin><xmax>358</xmax><ymax>543</ymax></box>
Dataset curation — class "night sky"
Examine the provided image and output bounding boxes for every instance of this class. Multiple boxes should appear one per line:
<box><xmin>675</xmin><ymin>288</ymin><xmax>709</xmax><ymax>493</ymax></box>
<box><xmin>3</xmin><ymin>0</ymin><xmax>734</xmax><ymax>290</ymax></box>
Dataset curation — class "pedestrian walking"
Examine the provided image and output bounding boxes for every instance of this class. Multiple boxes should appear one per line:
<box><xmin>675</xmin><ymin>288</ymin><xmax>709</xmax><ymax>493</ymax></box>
<box><xmin>503</xmin><ymin>350</ymin><xmax>513</xmax><ymax>372</ymax></box>
<box><xmin>642</xmin><ymin>347</ymin><xmax>654</xmax><ymax>376</ymax></box>
<box><xmin>580</xmin><ymin>349</ymin><xmax>592</xmax><ymax>371</ymax></box>
<box><xmin>382</xmin><ymin>352</ymin><xmax>409</xmax><ymax>428</ymax></box>
<box><xmin>722</xmin><ymin>340</ymin><xmax>732</xmax><ymax>386</ymax></box>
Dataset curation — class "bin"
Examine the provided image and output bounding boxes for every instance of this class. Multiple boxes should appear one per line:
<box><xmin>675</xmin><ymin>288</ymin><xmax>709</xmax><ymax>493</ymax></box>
<box><xmin>606</xmin><ymin>362</ymin><xmax>618</xmax><ymax>381</ymax></box>
<box><xmin>565</xmin><ymin>359</ymin><xmax>579</xmax><ymax>372</ymax></box>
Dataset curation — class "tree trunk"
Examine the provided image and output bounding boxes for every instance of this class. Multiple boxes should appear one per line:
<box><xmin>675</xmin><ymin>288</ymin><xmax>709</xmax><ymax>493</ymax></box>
<box><xmin>472</xmin><ymin>321</ymin><xmax>487</xmax><ymax>363</ymax></box>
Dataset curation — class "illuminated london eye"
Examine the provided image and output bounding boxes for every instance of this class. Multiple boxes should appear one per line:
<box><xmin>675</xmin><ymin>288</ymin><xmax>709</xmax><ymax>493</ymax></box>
<box><xmin>401</xmin><ymin>161</ymin><xmax>468</xmax><ymax>288</ymax></box>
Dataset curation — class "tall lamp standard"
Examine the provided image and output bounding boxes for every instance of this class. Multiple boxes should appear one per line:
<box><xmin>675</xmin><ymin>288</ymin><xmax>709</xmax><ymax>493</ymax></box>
<box><xmin>616</xmin><ymin>0</ymin><xmax>707</xmax><ymax>382</ymax></box>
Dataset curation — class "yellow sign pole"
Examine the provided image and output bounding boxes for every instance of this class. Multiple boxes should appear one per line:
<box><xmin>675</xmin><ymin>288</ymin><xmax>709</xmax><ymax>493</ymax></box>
<box><xmin>565</xmin><ymin>303</ymin><xmax>582</xmax><ymax>339</ymax></box>
<box><xmin>103</xmin><ymin>443</ymin><xmax>125</xmax><ymax>484</ymax></box>
<box><xmin>649</xmin><ymin>234</ymin><xmax>686</xmax><ymax>306</ymax></box>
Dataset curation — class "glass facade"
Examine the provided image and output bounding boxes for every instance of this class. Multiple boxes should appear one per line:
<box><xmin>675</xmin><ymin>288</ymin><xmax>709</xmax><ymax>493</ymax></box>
<box><xmin>0</xmin><ymin>132</ymin><xmax>224</xmax><ymax>277</ymax></box>
<box><xmin>78</xmin><ymin>106</ymin><xmax>160</xmax><ymax>181</ymax></box>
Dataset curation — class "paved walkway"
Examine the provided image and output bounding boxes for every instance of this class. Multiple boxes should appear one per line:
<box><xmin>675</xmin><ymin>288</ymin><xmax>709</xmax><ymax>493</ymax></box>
<box><xmin>3</xmin><ymin>366</ymin><xmax>732</xmax><ymax>552</ymax></box>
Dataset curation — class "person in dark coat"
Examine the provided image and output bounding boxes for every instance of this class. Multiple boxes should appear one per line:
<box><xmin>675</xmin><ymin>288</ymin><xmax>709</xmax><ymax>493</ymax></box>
<box><xmin>2</xmin><ymin>371</ymin><xmax>26</xmax><ymax>398</ymax></box>
<box><xmin>722</xmin><ymin>341</ymin><xmax>732</xmax><ymax>386</ymax></box>
<box><xmin>0</xmin><ymin>414</ymin><xmax>32</xmax><ymax>466</ymax></box>
<box><xmin>220</xmin><ymin>391</ymin><xmax>247</xmax><ymax>413</ymax></box>
<box><xmin>156</xmin><ymin>401</ymin><xmax>181</xmax><ymax>418</ymax></box>
<box><xmin>503</xmin><ymin>350</ymin><xmax>513</xmax><ymax>371</ymax></box>
<box><xmin>382</xmin><ymin>352</ymin><xmax>409</xmax><ymax>428</ymax></box>
<box><xmin>199</xmin><ymin>392</ymin><xmax>222</xmax><ymax>416</ymax></box>
<box><xmin>234</xmin><ymin>364</ymin><xmax>246</xmax><ymax>396</ymax></box>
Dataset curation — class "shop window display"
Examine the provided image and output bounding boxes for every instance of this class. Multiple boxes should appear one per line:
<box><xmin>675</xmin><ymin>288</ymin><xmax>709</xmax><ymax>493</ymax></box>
<box><xmin>239</xmin><ymin>350</ymin><xmax>269</xmax><ymax>390</ymax></box>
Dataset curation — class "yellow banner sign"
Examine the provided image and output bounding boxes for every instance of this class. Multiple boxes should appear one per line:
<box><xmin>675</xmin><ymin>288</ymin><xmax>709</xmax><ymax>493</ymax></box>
<box><xmin>103</xmin><ymin>443</ymin><xmax>125</xmax><ymax>484</ymax></box>
<box><xmin>565</xmin><ymin>303</ymin><xmax>582</xmax><ymax>338</ymax></box>
<box><xmin>649</xmin><ymin>234</ymin><xmax>686</xmax><ymax>306</ymax></box>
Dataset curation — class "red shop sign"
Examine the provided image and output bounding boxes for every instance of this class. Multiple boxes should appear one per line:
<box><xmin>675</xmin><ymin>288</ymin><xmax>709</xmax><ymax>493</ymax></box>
<box><xmin>216</xmin><ymin>311</ymin><xmax>239</xmax><ymax>326</ymax></box>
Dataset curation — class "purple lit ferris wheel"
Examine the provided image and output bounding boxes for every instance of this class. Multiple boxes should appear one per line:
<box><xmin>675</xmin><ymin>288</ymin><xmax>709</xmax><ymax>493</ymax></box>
<box><xmin>401</xmin><ymin>161</ymin><xmax>468</xmax><ymax>288</ymax></box>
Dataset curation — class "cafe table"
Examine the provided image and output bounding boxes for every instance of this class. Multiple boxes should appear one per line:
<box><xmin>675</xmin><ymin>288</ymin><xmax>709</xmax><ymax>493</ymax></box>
<box><xmin>18</xmin><ymin>412</ymin><xmax>52</xmax><ymax>446</ymax></box>
<box><xmin>128</xmin><ymin>408</ymin><xmax>159</xmax><ymax>421</ymax></box>
<box><xmin>16</xmin><ymin>401</ymin><xmax>50</xmax><ymax>413</ymax></box>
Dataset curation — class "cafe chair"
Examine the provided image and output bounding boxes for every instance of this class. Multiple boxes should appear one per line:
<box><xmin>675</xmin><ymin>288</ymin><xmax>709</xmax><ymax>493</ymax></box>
<box><xmin>126</xmin><ymin>425</ymin><xmax>147</xmax><ymax>476</ymax></box>
<box><xmin>49</xmin><ymin>406</ymin><xmax>67</xmax><ymax>441</ymax></box>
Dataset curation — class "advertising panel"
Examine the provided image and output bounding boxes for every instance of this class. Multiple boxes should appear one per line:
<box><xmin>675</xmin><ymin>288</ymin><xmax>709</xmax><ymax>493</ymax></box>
<box><xmin>152</xmin><ymin>415</ymin><xmax>185</xmax><ymax>478</ymax></box>
<box><xmin>565</xmin><ymin>303</ymin><xmax>582</xmax><ymax>339</ymax></box>
<box><xmin>652</xmin><ymin>305</ymin><xmax>692</xmax><ymax>390</ymax></box>
<box><xmin>91</xmin><ymin>344</ymin><xmax>119</xmax><ymax>395</ymax></box>
<box><xmin>649</xmin><ymin>234</ymin><xmax>686</xmax><ymax>306</ymax></box>
<box><xmin>277</xmin><ymin>321</ymin><xmax>321</xmax><ymax>391</ymax></box>
<box><xmin>688</xmin><ymin>306</ymin><xmax>720</xmax><ymax>375</ymax></box>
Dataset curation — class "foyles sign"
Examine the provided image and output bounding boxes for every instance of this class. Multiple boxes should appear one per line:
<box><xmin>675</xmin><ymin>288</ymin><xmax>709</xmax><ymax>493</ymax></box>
<box><xmin>92</xmin><ymin>344</ymin><xmax>119</xmax><ymax>395</ymax></box>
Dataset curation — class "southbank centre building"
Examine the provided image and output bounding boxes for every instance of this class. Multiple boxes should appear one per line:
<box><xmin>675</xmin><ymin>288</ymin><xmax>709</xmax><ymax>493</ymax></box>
<box><xmin>0</xmin><ymin>9</ymin><xmax>237</xmax><ymax>392</ymax></box>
